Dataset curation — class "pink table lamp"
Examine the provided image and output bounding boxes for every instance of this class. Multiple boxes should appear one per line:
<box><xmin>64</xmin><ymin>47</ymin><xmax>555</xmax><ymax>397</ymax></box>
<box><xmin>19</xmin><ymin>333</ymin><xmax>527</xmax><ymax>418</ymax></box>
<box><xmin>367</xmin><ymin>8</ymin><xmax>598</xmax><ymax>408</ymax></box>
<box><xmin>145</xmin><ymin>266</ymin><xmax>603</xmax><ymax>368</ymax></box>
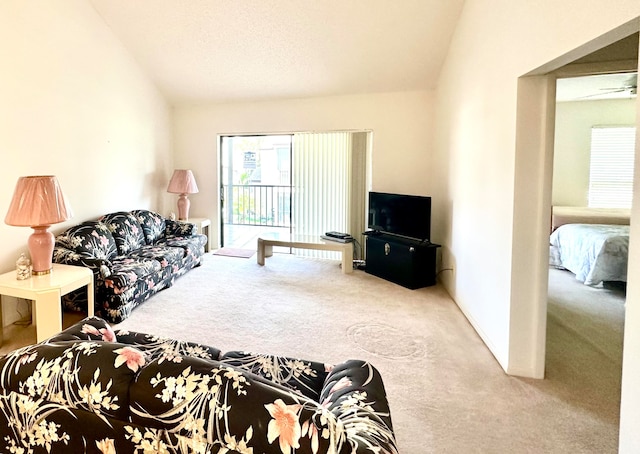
<box><xmin>167</xmin><ymin>169</ymin><xmax>199</xmax><ymax>220</ymax></box>
<box><xmin>5</xmin><ymin>176</ymin><xmax>73</xmax><ymax>275</ymax></box>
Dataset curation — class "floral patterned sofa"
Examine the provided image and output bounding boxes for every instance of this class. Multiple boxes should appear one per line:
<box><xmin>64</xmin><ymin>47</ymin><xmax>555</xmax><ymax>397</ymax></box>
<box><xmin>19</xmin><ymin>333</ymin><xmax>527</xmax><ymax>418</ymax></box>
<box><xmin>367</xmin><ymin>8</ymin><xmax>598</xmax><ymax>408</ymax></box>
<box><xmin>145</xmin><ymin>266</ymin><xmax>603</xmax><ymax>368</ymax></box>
<box><xmin>53</xmin><ymin>210</ymin><xmax>207</xmax><ymax>323</ymax></box>
<box><xmin>0</xmin><ymin>317</ymin><xmax>398</xmax><ymax>453</ymax></box>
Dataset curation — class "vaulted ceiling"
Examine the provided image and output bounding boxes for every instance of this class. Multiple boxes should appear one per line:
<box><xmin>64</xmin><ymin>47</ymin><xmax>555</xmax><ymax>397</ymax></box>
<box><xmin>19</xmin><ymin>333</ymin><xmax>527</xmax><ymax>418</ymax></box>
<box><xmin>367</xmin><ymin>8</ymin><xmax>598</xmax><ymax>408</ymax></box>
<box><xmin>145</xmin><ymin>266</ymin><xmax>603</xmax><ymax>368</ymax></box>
<box><xmin>89</xmin><ymin>0</ymin><xmax>466</xmax><ymax>105</ymax></box>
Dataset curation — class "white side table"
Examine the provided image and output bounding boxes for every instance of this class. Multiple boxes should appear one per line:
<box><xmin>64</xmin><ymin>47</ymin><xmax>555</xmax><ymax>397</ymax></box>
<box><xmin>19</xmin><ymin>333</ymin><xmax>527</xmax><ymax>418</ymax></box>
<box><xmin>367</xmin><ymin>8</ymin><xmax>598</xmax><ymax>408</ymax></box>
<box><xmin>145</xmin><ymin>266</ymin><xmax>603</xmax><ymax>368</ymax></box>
<box><xmin>0</xmin><ymin>264</ymin><xmax>94</xmax><ymax>342</ymax></box>
<box><xmin>186</xmin><ymin>217</ymin><xmax>212</xmax><ymax>252</ymax></box>
<box><xmin>257</xmin><ymin>232</ymin><xmax>354</xmax><ymax>274</ymax></box>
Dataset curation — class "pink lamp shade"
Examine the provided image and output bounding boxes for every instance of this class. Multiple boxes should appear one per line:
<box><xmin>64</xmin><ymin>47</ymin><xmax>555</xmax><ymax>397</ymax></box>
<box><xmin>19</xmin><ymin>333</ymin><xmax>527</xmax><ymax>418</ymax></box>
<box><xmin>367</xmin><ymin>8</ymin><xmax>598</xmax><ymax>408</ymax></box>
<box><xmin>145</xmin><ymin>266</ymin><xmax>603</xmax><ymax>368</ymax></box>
<box><xmin>167</xmin><ymin>169</ymin><xmax>199</xmax><ymax>221</ymax></box>
<box><xmin>5</xmin><ymin>176</ymin><xmax>73</xmax><ymax>275</ymax></box>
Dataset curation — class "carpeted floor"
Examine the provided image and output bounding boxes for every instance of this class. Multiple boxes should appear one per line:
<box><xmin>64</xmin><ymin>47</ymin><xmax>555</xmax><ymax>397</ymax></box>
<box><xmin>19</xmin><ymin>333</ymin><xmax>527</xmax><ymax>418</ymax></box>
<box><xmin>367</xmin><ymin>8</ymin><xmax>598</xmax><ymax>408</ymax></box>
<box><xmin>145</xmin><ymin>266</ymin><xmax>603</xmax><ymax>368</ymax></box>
<box><xmin>212</xmin><ymin>247</ymin><xmax>255</xmax><ymax>258</ymax></box>
<box><xmin>108</xmin><ymin>255</ymin><xmax>625</xmax><ymax>453</ymax></box>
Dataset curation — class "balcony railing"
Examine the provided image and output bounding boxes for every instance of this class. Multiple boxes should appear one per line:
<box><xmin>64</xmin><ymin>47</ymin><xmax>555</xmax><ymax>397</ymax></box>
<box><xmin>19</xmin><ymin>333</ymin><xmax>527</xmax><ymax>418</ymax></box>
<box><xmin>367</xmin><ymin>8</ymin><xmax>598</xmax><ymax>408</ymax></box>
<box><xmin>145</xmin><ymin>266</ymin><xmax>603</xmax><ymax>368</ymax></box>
<box><xmin>223</xmin><ymin>184</ymin><xmax>291</xmax><ymax>227</ymax></box>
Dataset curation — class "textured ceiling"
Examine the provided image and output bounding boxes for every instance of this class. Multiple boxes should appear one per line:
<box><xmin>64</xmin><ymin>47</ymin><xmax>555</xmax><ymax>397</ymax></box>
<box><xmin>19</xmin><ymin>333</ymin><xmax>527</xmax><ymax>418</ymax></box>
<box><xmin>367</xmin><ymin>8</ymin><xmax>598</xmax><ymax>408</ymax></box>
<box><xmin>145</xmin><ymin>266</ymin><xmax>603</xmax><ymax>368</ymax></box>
<box><xmin>89</xmin><ymin>0</ymin><xmax>465</xmax><ymax>105</ymax></box>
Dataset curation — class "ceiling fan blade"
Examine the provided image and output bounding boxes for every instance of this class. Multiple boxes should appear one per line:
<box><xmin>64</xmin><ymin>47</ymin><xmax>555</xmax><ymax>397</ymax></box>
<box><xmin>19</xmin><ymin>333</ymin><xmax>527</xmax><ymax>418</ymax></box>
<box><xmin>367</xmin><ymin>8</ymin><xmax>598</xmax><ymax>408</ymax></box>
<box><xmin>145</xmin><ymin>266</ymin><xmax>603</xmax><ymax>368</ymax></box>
<box><xmin>578</xmin><ymin>89</ymin><xmax>626</xmax><ymax>99</ymax></box>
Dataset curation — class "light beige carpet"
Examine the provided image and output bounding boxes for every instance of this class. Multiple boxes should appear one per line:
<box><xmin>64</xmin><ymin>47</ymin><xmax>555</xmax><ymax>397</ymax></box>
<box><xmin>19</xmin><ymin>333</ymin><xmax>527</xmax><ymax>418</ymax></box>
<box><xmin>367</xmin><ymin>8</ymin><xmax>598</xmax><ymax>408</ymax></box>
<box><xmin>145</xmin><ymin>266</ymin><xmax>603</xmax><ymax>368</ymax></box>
<box><xmin>108</xmin><ymin>256</ymin><xmax>625</xmax><ymax>453</ymax></box>
<box><xmin>212</xmin><ymin>247</ymin><xmax>255</xmax><ymax>258</ymax></box>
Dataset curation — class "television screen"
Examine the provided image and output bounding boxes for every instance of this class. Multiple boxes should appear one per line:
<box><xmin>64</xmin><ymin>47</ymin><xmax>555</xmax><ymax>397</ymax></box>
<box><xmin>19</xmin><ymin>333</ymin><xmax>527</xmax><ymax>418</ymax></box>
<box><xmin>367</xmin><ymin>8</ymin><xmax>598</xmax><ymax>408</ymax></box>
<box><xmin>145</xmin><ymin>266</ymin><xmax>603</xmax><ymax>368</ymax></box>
<box><xmin>368</xmin><ymin>192</ymin><xmax>431</xmax><ymax>241</ymax></box>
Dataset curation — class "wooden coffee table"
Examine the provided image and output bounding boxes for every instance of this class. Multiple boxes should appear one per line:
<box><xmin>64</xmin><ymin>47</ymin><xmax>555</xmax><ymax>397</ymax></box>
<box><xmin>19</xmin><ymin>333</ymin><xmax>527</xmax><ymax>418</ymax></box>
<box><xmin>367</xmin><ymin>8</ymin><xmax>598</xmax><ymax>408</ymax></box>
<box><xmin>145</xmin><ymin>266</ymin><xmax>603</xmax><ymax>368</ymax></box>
<box><xmin>257</xmin><ymin>232</ymin><xmax>354</xmax><ymax>274</ymax></box>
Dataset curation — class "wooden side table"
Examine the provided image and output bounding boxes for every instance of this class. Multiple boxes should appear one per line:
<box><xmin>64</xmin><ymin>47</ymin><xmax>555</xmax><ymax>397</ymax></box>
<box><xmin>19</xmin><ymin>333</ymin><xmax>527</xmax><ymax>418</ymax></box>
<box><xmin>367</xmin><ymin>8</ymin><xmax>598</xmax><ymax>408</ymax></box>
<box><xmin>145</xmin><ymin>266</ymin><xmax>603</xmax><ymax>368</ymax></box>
<box><xmin>186</xmin><ymin>217</ymin><xmax>212</xmax><ymax>252</ymax></box>
<box><xmin>0</xmin><ymin>264</ymin><xmax>94</xmax><ymax>342</ymax></box>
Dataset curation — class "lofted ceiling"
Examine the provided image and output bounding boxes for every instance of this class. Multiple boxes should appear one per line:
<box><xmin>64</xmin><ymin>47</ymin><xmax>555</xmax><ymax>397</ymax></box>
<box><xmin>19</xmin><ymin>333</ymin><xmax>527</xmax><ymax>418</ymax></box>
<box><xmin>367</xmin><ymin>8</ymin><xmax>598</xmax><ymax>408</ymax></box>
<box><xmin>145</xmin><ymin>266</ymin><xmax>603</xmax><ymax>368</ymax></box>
<box><xmin>89</xmin><ymin>0</ymin><xmax>465</xmax><ymax>105</ymax></box>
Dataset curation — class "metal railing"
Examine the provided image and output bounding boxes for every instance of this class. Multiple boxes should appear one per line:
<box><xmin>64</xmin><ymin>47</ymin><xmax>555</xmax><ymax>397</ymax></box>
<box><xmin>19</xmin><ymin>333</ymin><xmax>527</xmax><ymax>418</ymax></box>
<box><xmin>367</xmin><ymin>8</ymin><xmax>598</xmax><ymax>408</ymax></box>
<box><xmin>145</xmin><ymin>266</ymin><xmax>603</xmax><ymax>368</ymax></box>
<box><xmin>223</xmin><ymin>184</ymin><xmax>291</xmax><ymax>227</ymax></box>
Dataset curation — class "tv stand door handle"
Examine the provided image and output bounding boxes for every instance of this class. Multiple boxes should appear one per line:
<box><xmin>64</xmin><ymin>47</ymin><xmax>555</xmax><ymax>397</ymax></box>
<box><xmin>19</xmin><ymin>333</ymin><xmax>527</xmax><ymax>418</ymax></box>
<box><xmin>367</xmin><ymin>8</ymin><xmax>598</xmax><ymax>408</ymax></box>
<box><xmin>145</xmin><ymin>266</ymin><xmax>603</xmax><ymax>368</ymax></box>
<box><xmin>384</xmin><ymin>243</ymin><xmax>390</xmax><ymax>255</ymax></box>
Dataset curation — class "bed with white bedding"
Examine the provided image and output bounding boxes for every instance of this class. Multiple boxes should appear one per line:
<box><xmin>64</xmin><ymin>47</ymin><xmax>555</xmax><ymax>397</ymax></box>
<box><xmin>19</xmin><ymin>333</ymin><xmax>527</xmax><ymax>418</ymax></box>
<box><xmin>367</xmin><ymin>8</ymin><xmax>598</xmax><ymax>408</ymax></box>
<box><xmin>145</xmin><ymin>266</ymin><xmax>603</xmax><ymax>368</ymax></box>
<box><xmin>549</xmin><ymin>214</ymin><xmax>630</xmax><ymax>285</ymax></box>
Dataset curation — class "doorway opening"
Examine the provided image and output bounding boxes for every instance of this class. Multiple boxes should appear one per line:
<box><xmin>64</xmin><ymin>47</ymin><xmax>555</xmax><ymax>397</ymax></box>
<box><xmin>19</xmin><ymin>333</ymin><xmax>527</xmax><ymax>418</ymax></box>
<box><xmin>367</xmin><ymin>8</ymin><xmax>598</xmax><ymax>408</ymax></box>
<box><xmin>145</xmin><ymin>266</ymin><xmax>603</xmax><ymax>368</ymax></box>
<box><xmin>545</xmin><ymin>68</ymin><xmax>635</xmax><ymax>431</ymax></box>
<box><xmin>510</xmin><ymin>25</ymin><xmax>638</xmax><ymax>451</ymax></box>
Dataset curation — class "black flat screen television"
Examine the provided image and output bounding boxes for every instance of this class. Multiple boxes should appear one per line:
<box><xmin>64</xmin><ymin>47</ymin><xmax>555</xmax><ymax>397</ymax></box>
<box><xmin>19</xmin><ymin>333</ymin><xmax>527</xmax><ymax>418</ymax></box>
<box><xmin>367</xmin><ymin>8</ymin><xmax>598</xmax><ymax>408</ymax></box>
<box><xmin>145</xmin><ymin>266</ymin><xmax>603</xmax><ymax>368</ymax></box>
<box><xmin>368</xmin><ymin>191</ymin><xmax>431</xmax><ymax>241</ymax></box>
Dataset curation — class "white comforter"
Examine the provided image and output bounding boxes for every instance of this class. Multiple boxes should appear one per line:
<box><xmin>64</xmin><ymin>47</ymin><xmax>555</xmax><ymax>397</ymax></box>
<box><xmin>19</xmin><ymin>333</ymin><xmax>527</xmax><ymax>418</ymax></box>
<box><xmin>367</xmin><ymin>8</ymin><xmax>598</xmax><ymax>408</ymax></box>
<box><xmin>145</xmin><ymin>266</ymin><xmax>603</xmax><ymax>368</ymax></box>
<box><xmin>549</xmin><ymin>223</ymin><xmax>629</xmax><ymax>285</ymax></box>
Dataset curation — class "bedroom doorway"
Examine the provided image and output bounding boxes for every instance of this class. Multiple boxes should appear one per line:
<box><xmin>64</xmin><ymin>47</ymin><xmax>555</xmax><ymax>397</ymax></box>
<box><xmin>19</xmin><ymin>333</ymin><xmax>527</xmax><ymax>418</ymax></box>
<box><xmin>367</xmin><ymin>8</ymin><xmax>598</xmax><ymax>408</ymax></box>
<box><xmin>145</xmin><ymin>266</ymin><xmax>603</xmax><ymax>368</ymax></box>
<box><xmin>546</xmin><ymin>53</ymin><xmax>636</xmax><ymax>407</ymax></box>
<box><xmin>512</xmin><ymin>22</ymin><xmax>639</xmax><ymax>449</ymax></box>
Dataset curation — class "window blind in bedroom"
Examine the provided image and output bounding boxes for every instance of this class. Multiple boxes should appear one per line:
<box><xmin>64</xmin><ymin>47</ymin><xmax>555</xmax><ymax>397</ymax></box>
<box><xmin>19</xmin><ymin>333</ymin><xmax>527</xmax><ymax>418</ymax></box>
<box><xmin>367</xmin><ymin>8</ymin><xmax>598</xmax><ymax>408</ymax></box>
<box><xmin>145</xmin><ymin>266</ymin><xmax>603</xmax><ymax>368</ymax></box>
<box><xmin>588</xmin><ymin>126</ymin><xmax>636</xmax><ymax>208</ymax></box>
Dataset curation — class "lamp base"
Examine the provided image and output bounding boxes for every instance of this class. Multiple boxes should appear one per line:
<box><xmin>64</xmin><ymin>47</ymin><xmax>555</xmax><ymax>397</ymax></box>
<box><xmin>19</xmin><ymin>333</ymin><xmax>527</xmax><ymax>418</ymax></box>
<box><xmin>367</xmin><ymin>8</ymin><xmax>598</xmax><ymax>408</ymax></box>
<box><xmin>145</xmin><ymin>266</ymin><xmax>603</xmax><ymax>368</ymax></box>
<box><xmin>177</xmin><ymin>193</ymin><xmax>191</xmax><ymax>221</ymax></box>
<box><xmin>28</xmin><ymin>225</ymin><xmax>55</xmax><ymax>275</ymax></box>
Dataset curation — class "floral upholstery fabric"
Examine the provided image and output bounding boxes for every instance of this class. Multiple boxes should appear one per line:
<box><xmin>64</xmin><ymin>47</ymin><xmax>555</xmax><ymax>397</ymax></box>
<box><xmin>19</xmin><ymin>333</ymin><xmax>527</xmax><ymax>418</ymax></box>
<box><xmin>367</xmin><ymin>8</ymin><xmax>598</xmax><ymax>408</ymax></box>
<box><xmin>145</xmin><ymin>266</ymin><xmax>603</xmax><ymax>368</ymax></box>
<box><xmin>53</xmin><ymin>210</ymin><xmax>207</xmax><ymax>323</ymax></box>
<box><xmin>100</xmin><ymin>212</ymin><xmax>148</xmax><ymax>256</ymax></box>
<box><xmin>132</xmin><ymin>209</ymin><xmax>168</xmax><ymax>245</ymax></box>
<box><xmin>55</xmin><ymin>220</ymin><xmax>118</xmax><ymax>261</ymax></box>
<box><xmin>0</xmin><ymin>317</ymin><xmax>398</xmax><ymax>454</ymax></box>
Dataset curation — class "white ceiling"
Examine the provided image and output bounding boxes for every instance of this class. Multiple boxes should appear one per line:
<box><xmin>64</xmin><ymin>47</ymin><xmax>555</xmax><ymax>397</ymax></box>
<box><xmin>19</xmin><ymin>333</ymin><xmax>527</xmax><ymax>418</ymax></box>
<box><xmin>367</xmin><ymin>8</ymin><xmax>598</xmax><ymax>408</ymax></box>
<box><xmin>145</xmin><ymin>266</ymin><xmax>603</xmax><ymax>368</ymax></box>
<box><xmin>556</xmin><ymin>72</ymin><xmax>638</xmax><ymax>102</ymax></box>
<box><xmin>89</xmin><ymin>0</ymin><xmax>465</xmax><ymax>105</ymax></box>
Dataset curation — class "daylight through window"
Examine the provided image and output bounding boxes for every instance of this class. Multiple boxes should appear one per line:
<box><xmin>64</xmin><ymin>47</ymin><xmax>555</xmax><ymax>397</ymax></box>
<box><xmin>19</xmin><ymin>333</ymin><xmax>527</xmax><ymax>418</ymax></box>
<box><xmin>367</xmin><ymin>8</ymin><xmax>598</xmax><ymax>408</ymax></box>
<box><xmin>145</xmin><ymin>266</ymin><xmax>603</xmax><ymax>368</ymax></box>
<box><xmin>588</xmin><ymin>126</ymin><xmax>637</xmax><ymax>208</ymax></box>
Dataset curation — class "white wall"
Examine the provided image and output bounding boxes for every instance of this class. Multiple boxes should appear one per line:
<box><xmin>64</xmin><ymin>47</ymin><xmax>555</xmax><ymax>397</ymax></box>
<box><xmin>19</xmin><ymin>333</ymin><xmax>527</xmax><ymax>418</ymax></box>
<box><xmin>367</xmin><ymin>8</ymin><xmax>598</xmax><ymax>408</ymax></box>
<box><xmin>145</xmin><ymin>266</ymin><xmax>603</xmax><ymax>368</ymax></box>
<box><xmin>619</xmin><ymin>31</ymin><xmax>640</xmax><ymax>454</ymax></box>
<box><xmin>433</xmin><ymin>0</ymin><xmax>639</xmax><ymax>379</ymax></box>
<box><xmin>172</xmin><ymin>91</ymin><xmax>435</xmax><ymax>247</ymax></box>
<box><xmin>435</xmin><ymin>3</ymin><xmax>640</xmax><ymax>450</ymax></box>
<box><xmin>0</xmin><ymin>1</ymin><xmax>173</xmax><ymax>323</ymax></box>
<box><xmin>553</xmin><ymin>99</ymin><xmax>637</xmax><ymax>206</ymax></box>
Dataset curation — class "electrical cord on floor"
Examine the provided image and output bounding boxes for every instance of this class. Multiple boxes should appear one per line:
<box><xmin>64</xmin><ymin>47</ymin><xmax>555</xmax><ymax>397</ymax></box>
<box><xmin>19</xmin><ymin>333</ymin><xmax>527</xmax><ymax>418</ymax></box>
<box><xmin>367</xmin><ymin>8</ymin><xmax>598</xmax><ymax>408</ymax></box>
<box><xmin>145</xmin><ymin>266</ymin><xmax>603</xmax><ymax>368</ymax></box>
<box><xmin>351</xmin><ymin>238</ymin><xmax>367</xmax><ymax>270</ymax></box>
<box><xmin>352</xmin><ymin>238</ymin><xmax>363</xmax><ymax>260</ymax></box>
<box><xmin>436</xmin><ymin>268</ymin><xmax>454</xmax><ymax>277</ymax></box>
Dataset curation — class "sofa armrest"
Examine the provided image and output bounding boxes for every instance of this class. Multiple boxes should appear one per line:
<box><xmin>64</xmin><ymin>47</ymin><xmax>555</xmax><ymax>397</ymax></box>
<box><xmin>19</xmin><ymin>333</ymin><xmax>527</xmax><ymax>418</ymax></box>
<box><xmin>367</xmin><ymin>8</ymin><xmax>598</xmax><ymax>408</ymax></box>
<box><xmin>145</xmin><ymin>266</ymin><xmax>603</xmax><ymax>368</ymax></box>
<box><xmin>53</xmin><ymin>247</ymin><xmax>112</xmax><ymax>278</ymax></box>
<box><xmin>165</xmin><ymin>219</ymin><xmax>197</xmax><ymax>236</ymax></box>
<box><xmin>319</xmin><ymin>360</ymin><xmax>398</xmax><ymax>453</ymax></box>
<box><xmin>47</xmin><ymin>316</ymin><xmax>117</xmax><ymax>342</ymax></box>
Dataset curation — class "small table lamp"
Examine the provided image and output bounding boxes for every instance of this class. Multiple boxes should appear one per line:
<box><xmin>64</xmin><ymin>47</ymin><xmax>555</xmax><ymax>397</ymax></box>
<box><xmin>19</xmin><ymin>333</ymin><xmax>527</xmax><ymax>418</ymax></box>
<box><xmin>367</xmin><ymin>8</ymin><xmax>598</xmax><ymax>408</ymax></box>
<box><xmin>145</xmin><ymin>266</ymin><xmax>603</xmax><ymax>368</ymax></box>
<box><xmin>167</xmin><ymin>169</ymin><xmax>199</xmax><ymax>221</ymax></box>
<box><xmin>5</xmin><ymin>176</ymin><xmax>73</xmax><ymax>275</ymax></box>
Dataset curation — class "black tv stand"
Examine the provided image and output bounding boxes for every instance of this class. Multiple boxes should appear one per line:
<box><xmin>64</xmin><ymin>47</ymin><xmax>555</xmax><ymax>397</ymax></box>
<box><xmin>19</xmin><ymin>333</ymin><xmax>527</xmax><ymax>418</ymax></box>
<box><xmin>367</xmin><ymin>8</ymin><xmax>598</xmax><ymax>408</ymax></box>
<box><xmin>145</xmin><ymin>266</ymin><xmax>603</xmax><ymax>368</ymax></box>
<box><xmin>365</xmin><ymin>233</ymin><xmax>440</xmax><ymax>289</ymax></box>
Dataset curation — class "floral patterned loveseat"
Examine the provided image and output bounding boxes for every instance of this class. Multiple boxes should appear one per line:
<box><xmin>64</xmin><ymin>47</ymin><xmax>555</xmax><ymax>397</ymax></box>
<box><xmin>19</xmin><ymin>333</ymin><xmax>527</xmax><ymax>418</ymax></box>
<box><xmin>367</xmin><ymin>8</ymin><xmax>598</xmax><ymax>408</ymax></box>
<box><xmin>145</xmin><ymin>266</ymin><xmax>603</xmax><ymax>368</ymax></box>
<box><xmin>53</xmin><ymin>210</ymin><xmax>207</xmax><ymax>323</ymax></box>
<box><xmin>0</xmin><ymin>317</ymin><xmax>398</xmax><ymax>453</ymax></box>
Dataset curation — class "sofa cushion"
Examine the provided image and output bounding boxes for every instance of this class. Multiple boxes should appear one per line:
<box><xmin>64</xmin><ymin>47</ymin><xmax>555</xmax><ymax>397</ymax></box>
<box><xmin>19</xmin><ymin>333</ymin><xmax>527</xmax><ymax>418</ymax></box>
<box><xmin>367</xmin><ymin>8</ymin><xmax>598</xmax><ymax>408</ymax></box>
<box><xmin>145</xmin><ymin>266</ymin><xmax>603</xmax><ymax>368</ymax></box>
<box><xmin>105</xmin><ymin>256</ymin><xmax>163</xmax><ymax>290</ymax></box>
<box><xmin>0</xmin><ymin>393</ymin><xmax>143</xmax><ymax>454</ymax></box>
<box><xmin>132</xmin><ymin>209</ymin><xmax>167</xmax><ymax>245</ymax></box>
<box><xmin>100</xmin><ymin>212</ymin><xmax>147</xmax><ymax>256</ymax></box>
<box><xmin>128</xmin><ymin>244</ymin><xmax>185</xmax><ymax>267</ymax></box>
<box><xmin>0</xmin><ymin>340</ymin><xmax>144</xmax><ymax>422</ymax></box>
<box><xmin>129</xmin><ymin>356</ymin><xmax>340</xmax><ymax>453</ymax></box>
<box><xmin>54</xmin><ymin>220</ymin><xmax>118</xmax><ymax>260</ymax></box>
<box><xmin>158</xmin><ymin>235</ymin><xmax>207</xmax><ymax>259</ymax></box>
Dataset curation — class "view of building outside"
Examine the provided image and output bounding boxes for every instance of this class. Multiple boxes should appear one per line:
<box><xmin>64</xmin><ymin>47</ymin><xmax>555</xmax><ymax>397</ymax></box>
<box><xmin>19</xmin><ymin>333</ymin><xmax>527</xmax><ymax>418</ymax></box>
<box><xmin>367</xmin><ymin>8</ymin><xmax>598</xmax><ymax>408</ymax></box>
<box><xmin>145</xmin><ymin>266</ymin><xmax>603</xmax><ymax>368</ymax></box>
<box><xmin>221</xmin><ymin>135</ymin><xmax>292</xmax><ymax>245</ymax></box>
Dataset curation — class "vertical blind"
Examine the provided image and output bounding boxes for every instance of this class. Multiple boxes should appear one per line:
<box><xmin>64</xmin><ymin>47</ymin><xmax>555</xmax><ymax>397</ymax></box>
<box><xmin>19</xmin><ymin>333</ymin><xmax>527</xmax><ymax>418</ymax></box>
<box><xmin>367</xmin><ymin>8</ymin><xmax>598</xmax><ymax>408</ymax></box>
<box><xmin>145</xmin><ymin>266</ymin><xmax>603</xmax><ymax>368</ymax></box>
<box><xmin>588</xmin><ymin>126</ymin><xmax>636</xmax><ymax>208</ymax></box>
<box><xmin>292</xmin><ymin>132</ymin><xmax>362</xmax><ymax>259</ymax></box>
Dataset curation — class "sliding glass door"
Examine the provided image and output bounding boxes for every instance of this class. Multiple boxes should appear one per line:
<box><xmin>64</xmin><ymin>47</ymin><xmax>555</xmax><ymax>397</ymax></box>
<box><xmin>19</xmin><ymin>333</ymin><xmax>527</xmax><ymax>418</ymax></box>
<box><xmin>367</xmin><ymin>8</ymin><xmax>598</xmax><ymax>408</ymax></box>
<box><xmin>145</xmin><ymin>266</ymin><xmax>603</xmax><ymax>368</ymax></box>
<box><xmin>219</xmin><ymin>131</ymin><xmax>368</xmax><ymax>258</ymax></box>
<box><xmin>220</xmin><ymin>135</ymin><xmax>292</xmax><ymax>248</ymax></box>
